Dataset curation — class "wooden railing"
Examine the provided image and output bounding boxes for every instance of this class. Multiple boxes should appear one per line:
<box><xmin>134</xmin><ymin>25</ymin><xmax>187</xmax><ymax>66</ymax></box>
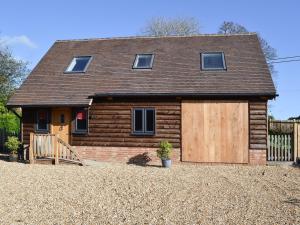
<box><xmin>29</xmin><ymin>133</ymin><xmax>85</xmax><ymax>166</ymax></box>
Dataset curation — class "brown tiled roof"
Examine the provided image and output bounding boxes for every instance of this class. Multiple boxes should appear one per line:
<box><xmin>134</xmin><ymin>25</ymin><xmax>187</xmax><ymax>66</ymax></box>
<box><xmin>7</xmin><ymin>33</ymin><xmax>276</xmax><ymax>107</ymax></box>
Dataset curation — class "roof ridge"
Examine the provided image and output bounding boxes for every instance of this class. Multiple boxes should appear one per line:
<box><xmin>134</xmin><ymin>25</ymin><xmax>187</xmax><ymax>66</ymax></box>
<box><xmin>55</xmin><ymin>32</ymin><xmax>257</xmax><ymax>43</ymax></box>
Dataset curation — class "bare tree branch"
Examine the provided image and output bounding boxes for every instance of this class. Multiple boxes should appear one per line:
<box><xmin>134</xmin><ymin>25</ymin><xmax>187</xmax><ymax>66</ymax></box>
<box><xmin>141</xmin><ymin>17</ymin><xmax>201</xmax><ymax>37</ymax></box>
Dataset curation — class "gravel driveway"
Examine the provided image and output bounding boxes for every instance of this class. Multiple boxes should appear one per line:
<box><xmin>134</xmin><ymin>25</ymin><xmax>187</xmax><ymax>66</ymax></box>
<box><xmin>0</xmin><ymin>160</ymin><xmax>299</xmax><ymax>225</ymax></box>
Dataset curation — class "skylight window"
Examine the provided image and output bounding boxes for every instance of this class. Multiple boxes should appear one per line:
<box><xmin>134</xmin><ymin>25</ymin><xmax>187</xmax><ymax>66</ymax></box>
<box><xmin>65</xmin><ymin>56</ymin><xmax>92</xmax><ymax>73</ymax></box>
<box><xmin>201</xmin><ymin>52</ymin><xmax>226</xmax><ymax>70</ymax></box>
<box><xmin>133</xmin><ymin>54</ymin><xmax>154</xmax><ymax>69</ymax></box>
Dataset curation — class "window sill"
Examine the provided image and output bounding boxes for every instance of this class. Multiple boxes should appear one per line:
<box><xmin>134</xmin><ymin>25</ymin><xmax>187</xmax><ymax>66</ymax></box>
<box><xmin>72</xmin><ymin>131</ymin><xmax>88</xmax><ymax>135</ymax></box>
<box><xmin>35</xmin><ymin>130</ymin><xmax>50</xmax><ymax>134</ymax></box>
<box><xmin>131</xmin><ymin>132</ymin><xmax>155</xmax><ymax>136</ymax></box>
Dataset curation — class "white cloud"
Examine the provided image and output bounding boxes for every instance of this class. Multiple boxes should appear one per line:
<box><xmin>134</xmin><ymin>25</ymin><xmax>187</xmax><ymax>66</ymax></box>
<box><xmin>0</xmin><ymin>35</ymin><xmax>37</xmax><ymax>49</ymax></box>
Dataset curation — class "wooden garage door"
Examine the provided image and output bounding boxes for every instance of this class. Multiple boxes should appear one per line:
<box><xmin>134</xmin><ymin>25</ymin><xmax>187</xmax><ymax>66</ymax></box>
<box><xmin>182</xmin><ymin>101</ymin><xmax>249</xmax><ymax>163</ymax></box>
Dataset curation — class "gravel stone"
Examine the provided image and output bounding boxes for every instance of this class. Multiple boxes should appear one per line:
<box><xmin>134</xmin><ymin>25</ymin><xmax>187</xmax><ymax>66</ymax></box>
<box><xmin>0</xmin><ymin>161</ymin><xmax>299</xmax><ymax>225</ymax></box>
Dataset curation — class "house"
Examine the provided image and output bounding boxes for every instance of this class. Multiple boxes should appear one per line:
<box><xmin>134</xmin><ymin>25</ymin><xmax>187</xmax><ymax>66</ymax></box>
<box><xmin>7</xmin><ymin>33</ymin><xmax>276</xmax><ymax>165</ymax></box>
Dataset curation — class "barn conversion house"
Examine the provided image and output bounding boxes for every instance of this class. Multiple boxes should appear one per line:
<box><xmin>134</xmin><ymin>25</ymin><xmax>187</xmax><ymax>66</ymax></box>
<box><xmin>7</xmin><ymin>33</ymin><xmax>276</xmax><ymax>165</ymax></box>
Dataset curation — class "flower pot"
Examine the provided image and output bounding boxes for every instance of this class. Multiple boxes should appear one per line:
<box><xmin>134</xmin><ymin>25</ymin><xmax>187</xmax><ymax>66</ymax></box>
<box><xmin>9</xmin><ymin>153</ymin><xmax>18</xmax><ymax>162</ymax></box>
<box><xmin>161</xmin><ymin>159</ymin><xmax>171</xmax><ymax>168</ymax></box>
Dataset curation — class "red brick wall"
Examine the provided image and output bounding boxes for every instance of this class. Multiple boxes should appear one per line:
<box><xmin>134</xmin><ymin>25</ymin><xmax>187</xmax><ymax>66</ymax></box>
<box><xmin>73</xmin><ymin>146</ymin><xmax>181</xmax><ymax>164</ymax></box>
<box><xmin>249</xmin><ymin>150</ymin><xmax>266</xmax><ymax>165</ymax></box>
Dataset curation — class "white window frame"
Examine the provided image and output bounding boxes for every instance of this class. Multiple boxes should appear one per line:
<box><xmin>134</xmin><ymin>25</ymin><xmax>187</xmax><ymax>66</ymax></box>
<box><xmin>65</xmin><ymin>56</ymin><xmax>92</xmax><ymax>73</ymax></box>
<box><xmin>201</xmin><ymin>52</ymin><xmax>226</xmax><ymax>70</ymax></box>
<box><xmin>133</xmin><ymin>54</ymin><xmax>154</xmax><ymax>69</ymax></box>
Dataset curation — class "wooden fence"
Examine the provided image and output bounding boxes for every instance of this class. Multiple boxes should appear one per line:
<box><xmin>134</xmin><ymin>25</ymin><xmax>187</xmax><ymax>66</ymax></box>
<box><xmin>268</xmin><ymin>134</ymin><xmax>293</xmax><ymax>161</ymax></box>
<box><xmin>268</xmin><ymin>121</ymin><xmax>300</xmax><ymax>162</ymax></box>
<box><xmin>0</xmin><ymin>128</ymin><xmax>20</xmax><ymax>154</ymax></box>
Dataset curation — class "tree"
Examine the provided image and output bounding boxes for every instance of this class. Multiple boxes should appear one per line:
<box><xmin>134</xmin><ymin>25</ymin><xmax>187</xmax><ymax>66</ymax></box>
<box><xmin>141</xmin><ymin>17</ymin><xmax>201</xmax><ymax>37</ymax></box>
<box><xmin>0</xmin><ymin>40</ymin><xmax>28</xmax><ymax>132</ymax></box>
<box><xmin>0</xmin><ymin>46</ymin><xmax>28</xmax><ymax>103</ymax></box>
<box><xmin>218</xmin><ymin>21</ymin><xmax>277</xmax><ymax>75</ymax></box>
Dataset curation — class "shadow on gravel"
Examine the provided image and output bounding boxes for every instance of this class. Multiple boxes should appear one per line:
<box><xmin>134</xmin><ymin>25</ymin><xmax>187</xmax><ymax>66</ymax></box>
<box><xmin>0</xmin><ymin>153</ymin><xmax>26</xmax><ymax>163</ymax></box>
<box><xmin>283</xmin><ymin>198</ymin><xmax>300</xmax><ymax>207</ymax></box>
<box><xmin>127</xmin><ymin>152</ymin><xmax>162</xmax><ymax>167</ymax></box>
<box><xmin>0</xmin><ymin>154</ymin><xmax>9</xmax><ymax>162</ymax></box>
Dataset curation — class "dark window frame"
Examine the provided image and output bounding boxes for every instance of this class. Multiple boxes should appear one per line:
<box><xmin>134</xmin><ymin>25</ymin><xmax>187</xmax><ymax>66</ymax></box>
<box><xmin>35</xmin><ymin>109</ymin><xmax>50</xmax><ymax>133</ymax></box>
<box><xmin>132</xmin><ymin>108</ymin><xmax>156</xmax><ymax>135</ymax></box>
<box><xmin>132</xmin><ymin>54</ymin><xmax>154</xmax><ymax>69</ymax></box>
<box><xmin>64</xmin><ymin>56</ymin><xmax>93</xmax><ymax>74</ymax></box>
<box><xmin>201</xmin><ymin>52</ymin><xmax>227</xmax><ymax>71</ymax></box>
<box><xmin>72</xmin><ymin>108</ymin><xmax>89</xmax><ymax>134</ymax></box>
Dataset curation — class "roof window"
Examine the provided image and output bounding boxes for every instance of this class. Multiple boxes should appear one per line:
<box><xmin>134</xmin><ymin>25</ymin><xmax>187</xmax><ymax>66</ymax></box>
<box><xmin>201</xmin><ymin>52</ymin><xmax>226</xmax><ymax>70</ymax></box>
<box><xmin>65</xmin><ymin>56</ymin><xmax>92</xmax><ymax>73</ymax></box>
<box><xmin>133</xmin><ymin>54</ymin><xmax>154</xmax><ymax>69</ymax></box>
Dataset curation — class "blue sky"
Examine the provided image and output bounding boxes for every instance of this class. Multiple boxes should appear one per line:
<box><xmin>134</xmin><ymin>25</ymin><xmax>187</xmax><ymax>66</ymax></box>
<box><xmin>0</xmin><ymin>0</ymin><xmax>299</xmax><ymax>119</ymax></box>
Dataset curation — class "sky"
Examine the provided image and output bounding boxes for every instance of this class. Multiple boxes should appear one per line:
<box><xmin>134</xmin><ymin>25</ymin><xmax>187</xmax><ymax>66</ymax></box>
<box><xmin>0</xmin><ymin>0</ymin><xmax>299</xmax><ymax>119</ymax></box>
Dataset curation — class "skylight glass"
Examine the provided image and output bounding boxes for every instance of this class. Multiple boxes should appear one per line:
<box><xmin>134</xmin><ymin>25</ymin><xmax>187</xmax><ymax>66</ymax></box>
<box><xmin>201</xmin><ymin>53</ymin><xmax>226</xmax><ymax>70</ymax></box>
<box><xmin>65</xmin><ymin>56</ymin><xmax>92</xmax><ymax>73</ymax></box>
<box><xmin>133</xmin><ymin>54</ymin><xmax>154</xmax><ymax>69</ymax></box>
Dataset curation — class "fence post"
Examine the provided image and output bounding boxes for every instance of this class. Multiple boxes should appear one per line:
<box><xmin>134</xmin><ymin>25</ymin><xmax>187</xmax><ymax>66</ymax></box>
<box><xmin>294</xmin><ymin>123</ymin><xmax>299</xmax><ymax>162</ymax></box>
<box><xmin>29</xmin><ymin>133</ymin><xmax>34</xmax><ymax>164</ymax></box>
<box><xmin>54</xmin><ymin>135</ymin><xmax>59</xmax><ymax>165</ymax></box>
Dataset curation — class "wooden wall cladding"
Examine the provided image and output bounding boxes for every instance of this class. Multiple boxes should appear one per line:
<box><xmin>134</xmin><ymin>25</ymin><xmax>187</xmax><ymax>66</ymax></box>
<box><xmin>22</xmin><ymin>108</ymin><xmax>35</xmax><ymax>145</ymax></box>
<box><xmin>71</xmin><ymin>100</ymin><xmax>181</xmax><ymax>148</ymax></box>
<box><xmin>182</xmin><ymin>100</ymin><xmax>249</xmax><ymax>163</ymax></box>
<box><xmin>249</xmin><ymin>101</ymin><xmax>268</xmax><ymax>150</ymax></box>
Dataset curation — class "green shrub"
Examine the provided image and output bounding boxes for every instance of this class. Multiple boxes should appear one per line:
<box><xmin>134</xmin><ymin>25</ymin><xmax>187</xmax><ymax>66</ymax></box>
<box><xmin>5</xmin><ymin>136</ymin><xmax>20</xmax><ymax>154</ymax></box>
<box><xmin>157</xmin><ymin>140</ymin><xmax>173</xmax><ymax>160</ymax></box>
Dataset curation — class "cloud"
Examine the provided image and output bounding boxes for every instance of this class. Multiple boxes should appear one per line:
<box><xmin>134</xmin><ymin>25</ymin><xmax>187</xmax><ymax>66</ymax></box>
<box><xmin>0</xmin><ymin>35</ymin><xmax>37</xmax><ymax>49</ymax></box>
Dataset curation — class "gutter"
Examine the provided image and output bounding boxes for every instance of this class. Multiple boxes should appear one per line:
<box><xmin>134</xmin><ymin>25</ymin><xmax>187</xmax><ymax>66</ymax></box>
<box><xmin>89</xmin><ymin>92</ymin><xmax>278</xmax><ymax>100</ymax></box>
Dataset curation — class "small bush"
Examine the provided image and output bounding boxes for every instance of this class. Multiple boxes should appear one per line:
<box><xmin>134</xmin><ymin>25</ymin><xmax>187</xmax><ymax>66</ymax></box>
<box><xmin>5</xmin><ymin>136</ymin><xmax>20</xmax><ymax>154</ymax></box>
<box><xmin>157</xmin><ymin>140</ymin><xmax>173</xmax><ymax>160</ymax></box>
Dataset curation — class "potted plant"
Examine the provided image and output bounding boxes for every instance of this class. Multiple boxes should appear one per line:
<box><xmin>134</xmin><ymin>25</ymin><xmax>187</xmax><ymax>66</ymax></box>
<box><xmin>5</xmin><ymin>136</ymin><xmax>21</xmax><ymax>162</ymax></box>
<box><xmin>157</xmin><ymin>140</ymin><xmax>173</xmax><ymax>168</ymax></box>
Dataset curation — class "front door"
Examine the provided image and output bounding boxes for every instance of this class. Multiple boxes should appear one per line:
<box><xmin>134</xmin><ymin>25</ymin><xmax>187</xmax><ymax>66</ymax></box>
<box><xmin>51</xmin><ymin>108</ymin><xmax>71</xmax><ymax>144</ymax></box>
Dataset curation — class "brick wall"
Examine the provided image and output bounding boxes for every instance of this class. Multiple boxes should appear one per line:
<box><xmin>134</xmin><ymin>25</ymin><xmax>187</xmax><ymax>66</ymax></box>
<box><xmin>74</xmin><ymin>146</ymin><xmax>181</xmax><ymax>164</ymax></box>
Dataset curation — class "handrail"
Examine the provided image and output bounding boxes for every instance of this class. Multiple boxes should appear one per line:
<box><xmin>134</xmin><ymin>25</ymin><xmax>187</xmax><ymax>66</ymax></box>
<box><xmin>29</xmin><ymin>133</ymin><xmax>85</xmax><ymax>166</ymax></box>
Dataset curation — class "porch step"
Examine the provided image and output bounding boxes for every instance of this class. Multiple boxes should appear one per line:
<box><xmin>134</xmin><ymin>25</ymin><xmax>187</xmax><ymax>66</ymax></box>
<box><xmin>33</xmin><ymin>157</ymin><xmax>83</xmax><ymax>166</ymax></box>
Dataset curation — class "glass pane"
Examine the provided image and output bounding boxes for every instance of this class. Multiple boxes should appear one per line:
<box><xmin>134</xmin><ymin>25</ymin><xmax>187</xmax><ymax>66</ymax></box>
<box><xmin>37</xmin><ymin>111</ymin><xmax>47</xmax><ymax>130</ymax></box>
<box><xmin>145</xmin><ymin>109</ymin><xmax>154</xmax><ymax>132</ymax></box>
<box><xmin>134</xmin><ymin>109</ymin><xmax>143</xmax><ymax>132</ymax></box>
<box><xmin>77</xmin><ymin>119</ymin><xmax>87</xmax><ymax>130</ymax></box>
<box><xmin>135</xmin><ymin>55</ymin><xmax>153</xmax><ymax>68</ymax></box>
<box><xmin>67</xmin><ymin>56</ymin><xmax>91</xmax><ymax>72</ymax></box>
<box><xmin>76</xmin><ymin>111</ymin><xmax>87</xmax><ymax>131</ymax></box>
<box><xmin>203</xmin><ymin>53</ymin><xmax>224</xmax><ymax>69</ymax></box>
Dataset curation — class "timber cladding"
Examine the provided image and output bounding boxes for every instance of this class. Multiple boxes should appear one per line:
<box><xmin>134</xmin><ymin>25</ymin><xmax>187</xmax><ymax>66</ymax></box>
<box><xmin>22</xmin><ymin>108</ymin><xmax>35</xmax><ymax>145</ymax></box>
<box><xmin>71</xmin><ymin>100</ymin><xmax>181</xmax><ymax>148</ymax></box>
<box><xmin>249</xmin><ymin>101</ymin><xmax>268</xmax><ymax>165</ymax></box>
<box><xmin>181</xmin><ymin>100</ymin><xmax>249</xmax><ymax>164</ymax></box>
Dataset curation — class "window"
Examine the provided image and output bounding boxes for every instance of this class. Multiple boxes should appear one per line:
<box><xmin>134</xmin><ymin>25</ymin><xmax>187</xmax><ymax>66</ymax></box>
<box><xmin>201</xmin><ymin>52</ymin><xmax>226</xmax><ymax>70</ymax></box>
<box><xmin>36</xmin><ymin>110</ymin><xmax>49</xmax><ymax>132</ymax></box>
<box><xmin>133</xmin><ymin>54</ymin><xmax>154</xmax><ymax>69</ymax></box>
<box><xmin>74</xmin><ymin>109</ymin><xmax>88</xmax><ymax>133</ymax></box>
<box><xmin>132</xmin><ymin>108</ymin><xmax>155</xmax><ymax>135</ymax></box>
<box><xmin>65</xmin><ymin>56</ymin><xmax>92</xmax><ymax>73</ymax></box>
